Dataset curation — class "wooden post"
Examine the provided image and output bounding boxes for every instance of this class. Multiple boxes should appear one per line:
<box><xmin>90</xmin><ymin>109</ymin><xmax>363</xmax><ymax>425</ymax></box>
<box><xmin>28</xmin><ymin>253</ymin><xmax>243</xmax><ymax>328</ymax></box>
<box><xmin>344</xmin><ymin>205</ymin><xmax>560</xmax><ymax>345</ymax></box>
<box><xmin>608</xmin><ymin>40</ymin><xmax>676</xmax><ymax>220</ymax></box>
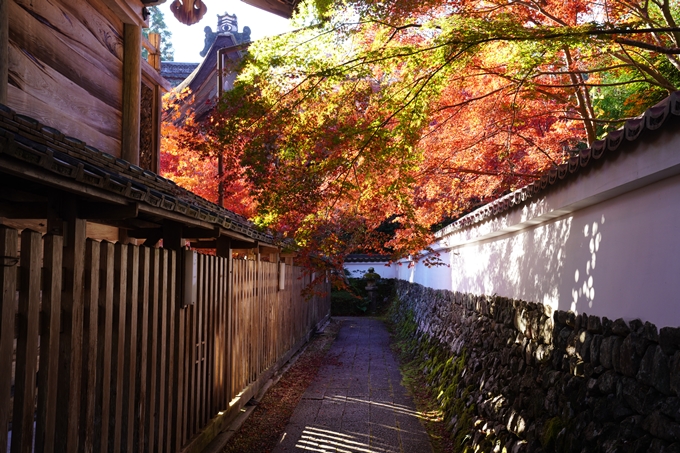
<box><xmin>0</xmin><ymin>226</ymin><xmax>17</xmax><ymax>452</ymax></box>
<box><xmin>35</xmin><ymin>235</ymin><xmax>63</xmax><ymax>453</ymax></box>
<box><xmin>122</xmin><ymin>23</ymin><xmax>142</xmax><ymax>165</ymax></box>
<box><xmin>163</xmin><ymin>221</ymin><xmax>183</xmax><ymax>251</ymax></box>
<box><xmin>148</xmin><ymin>32</ymin><xmax>161</xmax><ymax>71</ymax></box>
<box><xmin>55</xmin><ymin>202</ymin><xmax>87</xmax><ymax>453</ymax></box>
<box><xmin>0</xmin><ymin>0</ymin><xmax>8</xmax><ymax>105</ymax></box>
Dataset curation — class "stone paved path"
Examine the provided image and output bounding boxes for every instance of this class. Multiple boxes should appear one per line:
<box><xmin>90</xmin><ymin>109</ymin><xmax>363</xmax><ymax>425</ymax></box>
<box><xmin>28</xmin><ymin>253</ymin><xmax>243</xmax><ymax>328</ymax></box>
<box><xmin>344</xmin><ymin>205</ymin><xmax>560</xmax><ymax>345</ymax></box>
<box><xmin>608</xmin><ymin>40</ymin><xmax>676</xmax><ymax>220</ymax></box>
<box><xmin>272</xmin><ymin>317</ymin><xmax>433</xmax><ymax>453</ymax></box>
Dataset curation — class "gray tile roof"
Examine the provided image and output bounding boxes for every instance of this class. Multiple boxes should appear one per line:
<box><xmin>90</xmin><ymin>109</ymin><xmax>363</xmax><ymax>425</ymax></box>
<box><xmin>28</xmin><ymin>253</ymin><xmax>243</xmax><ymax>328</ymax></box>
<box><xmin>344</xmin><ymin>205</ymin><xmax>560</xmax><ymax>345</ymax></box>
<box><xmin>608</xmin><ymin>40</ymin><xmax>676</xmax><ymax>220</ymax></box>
<box><xmin>0</xmin><ymin>103</ymin><xmax>273</xmax><ymax>244</ymax></box>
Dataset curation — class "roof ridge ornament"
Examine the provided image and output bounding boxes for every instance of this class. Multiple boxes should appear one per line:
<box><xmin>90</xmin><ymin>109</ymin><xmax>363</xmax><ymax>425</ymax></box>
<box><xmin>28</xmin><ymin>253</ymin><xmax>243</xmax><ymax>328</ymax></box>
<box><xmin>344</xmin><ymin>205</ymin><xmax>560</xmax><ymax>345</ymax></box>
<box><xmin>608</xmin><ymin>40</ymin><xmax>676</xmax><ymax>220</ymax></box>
<box><xmin>170</xmin><ymin>0</ymin><xmax>207</xmax><ymax>25</ymax></box>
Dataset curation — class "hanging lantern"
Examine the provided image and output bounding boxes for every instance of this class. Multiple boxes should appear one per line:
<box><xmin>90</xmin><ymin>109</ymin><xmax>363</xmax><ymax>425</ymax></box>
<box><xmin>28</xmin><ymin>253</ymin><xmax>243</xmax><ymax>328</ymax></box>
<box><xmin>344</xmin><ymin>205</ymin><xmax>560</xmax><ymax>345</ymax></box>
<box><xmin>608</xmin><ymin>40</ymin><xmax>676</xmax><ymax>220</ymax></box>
<box><xmin>170</xmin><ymin>0</ymin><xmax>208</xmax><ymax>25</ymax></box>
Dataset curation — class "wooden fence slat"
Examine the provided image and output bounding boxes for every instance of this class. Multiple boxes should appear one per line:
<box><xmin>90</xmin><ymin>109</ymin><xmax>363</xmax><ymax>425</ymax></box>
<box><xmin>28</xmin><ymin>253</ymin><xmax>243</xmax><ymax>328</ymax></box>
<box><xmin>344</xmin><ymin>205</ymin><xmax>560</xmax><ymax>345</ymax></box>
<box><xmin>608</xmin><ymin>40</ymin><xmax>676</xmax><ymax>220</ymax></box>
<box><xmin>198</xmin><ymin>254</ymin><xmax>205</xmax><ymax>431</ymax></box>
<box><xmin>205</xmin><ymin>255</ymin><xmax>213</xmax><ymax>424</ymax></box>
<box><xmin>97</xmin><ymin>241</ymin><xmax>115</xmax><ymax>453</ymax></box>
<box><xmin>180</xmin><ymin>298</ymin><xmax>189</xmax><ymax>445</ymax></box>
<box><xmin>225</xmin><ymin>251</ymin><xmax>232</xmax><ymax>407</ymax></box>
<box><xmin>172</xmin><ymin>252</ymin><xmax>186</xmax><ymax>451</ymax></box>
<box><xmin>111</xmin><ymin>243</ymin><xmax>128</xmax><ymax>453</ymax></box>
<box><xmin>186</xmin><ymin>269</ymin><xmax>195</xmax><ymax>438</ymax></box>
<box><xmin>146</xmin><ymin>247</ymin><xmax>160</xmax><ymax>453</ymax></box>
<box><xmin>55</xmin><ymin>215</ymin><xmax>86</xmax><ymax>453</ymax></box>
<box><xmin>155</xmin><ymin>249</ymin><xmax>168</xmax><ymax>452</ymax></box>
<box><xmin>218</xmin><ymin>257</ymin><xmax>225</xmax><ymax>413</ymax></box>
<box><xmin>0</xmin><ymin>226</ymin><xmax>16</xmax><ymax>453</ymax></box>
<box><xmin>81</xmin><ymin>239</ymin><xmax>100</xmax><ymax>453</ymax></box>
<box><xmin>11</xmin><ymin>229</ymin><xmax>41</xmax><ymax>453</ymax></box>
<box><xmin>135</xmin><ymin>246</ymin><xmax>150</xmax><ymax>451</ymax></box>
<box><xmin>35</xmin><ymin>234</ymin><xmax>62</xmax><ymax>453</ymax></box>
<box><xmin>165</xmin><ymin>252</ymin><xmax>179</xmax><ymax>451</ymax></box>
<box><xmin>123</xmin><ymin>245</ymin><xmax>139</xmax><ymax>451</ymax></box>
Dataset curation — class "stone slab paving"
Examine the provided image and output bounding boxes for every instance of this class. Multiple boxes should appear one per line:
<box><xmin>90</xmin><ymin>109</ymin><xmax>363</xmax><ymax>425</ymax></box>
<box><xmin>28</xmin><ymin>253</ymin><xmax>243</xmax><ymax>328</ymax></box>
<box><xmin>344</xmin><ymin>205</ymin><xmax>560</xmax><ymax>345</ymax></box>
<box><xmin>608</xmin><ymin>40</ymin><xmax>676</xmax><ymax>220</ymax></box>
<box><xmin>272</xmin><ymin>317</ymin><xmax>433</xmax><ymax>453</ymax></box>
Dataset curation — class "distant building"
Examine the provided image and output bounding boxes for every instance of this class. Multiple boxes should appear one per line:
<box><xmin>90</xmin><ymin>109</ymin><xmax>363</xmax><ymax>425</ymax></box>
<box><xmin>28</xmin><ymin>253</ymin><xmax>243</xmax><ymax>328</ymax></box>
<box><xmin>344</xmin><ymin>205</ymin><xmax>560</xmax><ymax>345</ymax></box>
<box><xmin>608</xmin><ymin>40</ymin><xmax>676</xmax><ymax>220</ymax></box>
<box><xmin>160</xmin><ymin>62</ymin><xmax>200</xmax><ymax>88</ymax></box>
<box><xmin>160</xmin><ymin>12</ymin><xmax>251</xmax><ymax>88</ymax></box>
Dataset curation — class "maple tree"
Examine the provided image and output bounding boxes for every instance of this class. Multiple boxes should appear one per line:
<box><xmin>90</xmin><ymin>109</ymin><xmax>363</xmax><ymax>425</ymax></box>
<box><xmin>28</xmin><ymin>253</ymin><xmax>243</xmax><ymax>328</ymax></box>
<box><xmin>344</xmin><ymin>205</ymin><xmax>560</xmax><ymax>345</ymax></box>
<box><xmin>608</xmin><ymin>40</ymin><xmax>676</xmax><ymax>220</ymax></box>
<box><xmin>161</xmin><ymin>94</ymin><xmax>257</xmax><ymax>219</ymax></box>
<box><xmin>162</xmin><ymin>0</ymin><xmax>679</xmax><ymax>268</ymax></box>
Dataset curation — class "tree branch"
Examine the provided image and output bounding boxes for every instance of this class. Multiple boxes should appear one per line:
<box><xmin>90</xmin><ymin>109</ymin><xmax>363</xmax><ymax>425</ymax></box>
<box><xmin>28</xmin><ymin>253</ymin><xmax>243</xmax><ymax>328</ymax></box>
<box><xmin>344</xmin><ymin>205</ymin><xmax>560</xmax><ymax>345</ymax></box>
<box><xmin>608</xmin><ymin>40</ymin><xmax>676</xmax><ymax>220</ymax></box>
<box><xmin>614</xmin><ymin>37</ymin><xmax>680</xmax><ymax>54</ymax></box>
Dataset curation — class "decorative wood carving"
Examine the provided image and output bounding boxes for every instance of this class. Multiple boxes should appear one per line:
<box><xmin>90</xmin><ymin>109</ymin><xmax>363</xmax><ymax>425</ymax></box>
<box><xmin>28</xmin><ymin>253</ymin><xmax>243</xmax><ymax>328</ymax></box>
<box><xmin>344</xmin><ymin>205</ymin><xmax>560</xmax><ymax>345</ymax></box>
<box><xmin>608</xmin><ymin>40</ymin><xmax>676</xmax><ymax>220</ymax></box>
<box><xmin>170</xmin><ymin>0</ymin><xmax>207</xmax><ymax>25</ymax></box>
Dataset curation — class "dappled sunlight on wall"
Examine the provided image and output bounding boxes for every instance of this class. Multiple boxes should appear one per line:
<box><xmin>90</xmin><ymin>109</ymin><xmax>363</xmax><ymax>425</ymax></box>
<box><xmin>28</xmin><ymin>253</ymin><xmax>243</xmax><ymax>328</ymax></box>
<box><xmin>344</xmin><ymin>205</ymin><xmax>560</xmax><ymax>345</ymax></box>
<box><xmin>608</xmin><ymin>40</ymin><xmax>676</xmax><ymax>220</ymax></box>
<box><xmin>570</xmin><ymin>216</ymin><xmax>604</xmax><ymax>314</ymax></box>
<box><xmin>447</xmin><ymin>212</ymin><xmax>574</xmax><ymax>314</ymax></box>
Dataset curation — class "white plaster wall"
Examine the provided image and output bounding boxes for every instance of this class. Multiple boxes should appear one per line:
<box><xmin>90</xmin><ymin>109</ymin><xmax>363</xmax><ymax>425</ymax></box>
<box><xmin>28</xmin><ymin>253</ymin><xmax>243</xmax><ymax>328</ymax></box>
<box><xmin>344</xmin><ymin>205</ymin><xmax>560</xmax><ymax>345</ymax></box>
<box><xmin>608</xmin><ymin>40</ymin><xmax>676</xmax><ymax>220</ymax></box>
<box><xmin>398</xmin><ymin>123</ymin><xmax>680</xmax><ymax>328</ymax></box>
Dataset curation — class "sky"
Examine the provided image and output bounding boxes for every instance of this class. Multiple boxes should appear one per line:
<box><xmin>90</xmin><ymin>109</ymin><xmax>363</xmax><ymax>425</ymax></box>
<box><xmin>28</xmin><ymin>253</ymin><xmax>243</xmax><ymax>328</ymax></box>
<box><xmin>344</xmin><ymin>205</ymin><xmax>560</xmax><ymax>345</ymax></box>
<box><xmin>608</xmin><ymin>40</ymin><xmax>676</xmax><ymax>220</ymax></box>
<box><xmin>158</xmin><ymin>0</ymin><xmax>294</xmax><ymax>63</ymax></box>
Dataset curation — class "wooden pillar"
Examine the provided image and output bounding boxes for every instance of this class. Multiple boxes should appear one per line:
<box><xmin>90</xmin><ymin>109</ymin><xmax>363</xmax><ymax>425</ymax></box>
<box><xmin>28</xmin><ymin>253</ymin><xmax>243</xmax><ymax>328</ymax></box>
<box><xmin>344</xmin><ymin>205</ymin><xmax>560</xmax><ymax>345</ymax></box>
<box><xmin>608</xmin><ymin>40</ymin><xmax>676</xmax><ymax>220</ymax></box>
<box><xmin>122</xmin><ymin>23</ymin><xmax>141</xmax><ymax>165</ymax></box>
<box><xmin>216</xmin><ymin>237</ymin><xmax>233</xmax><ymax>404</ymax></box>
<box><xmin>162</xmin><ymin>221</ymin><xmax>183</xmax><ymax>251</ymax></box>
<box><xmin>55</xmin><ymin>200</ymin><xmax>87</xmax><ymax>453</ymax></box>
<box><xmin>0</xmin><ymin>0</ymin><xmax>9</xmax><ymax>105</ymax></box>
<box><xmin>0</xmin><ymin>227</ymin><xmax>18</xmax><ymax>452</ymax></box>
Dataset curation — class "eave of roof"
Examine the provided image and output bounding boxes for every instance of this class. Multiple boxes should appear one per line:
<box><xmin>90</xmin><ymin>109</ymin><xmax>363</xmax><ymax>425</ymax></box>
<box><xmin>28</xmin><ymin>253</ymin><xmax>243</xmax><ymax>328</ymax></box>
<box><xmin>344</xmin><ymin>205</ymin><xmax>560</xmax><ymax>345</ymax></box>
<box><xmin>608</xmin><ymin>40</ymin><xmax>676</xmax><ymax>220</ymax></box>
<box><xmin>345</xmin><ymin>254</ymin><xmax>392</xmax><ymax>263</ymax></box>
<box><xmin>0</xmin><ymin>103</ymin><xmax>274</xmax><ymax>244</ymax></box>
<box><xmin>435</xmin><ymin>91</ymin><xmax>680</xmax><ymax>239</ymax></box>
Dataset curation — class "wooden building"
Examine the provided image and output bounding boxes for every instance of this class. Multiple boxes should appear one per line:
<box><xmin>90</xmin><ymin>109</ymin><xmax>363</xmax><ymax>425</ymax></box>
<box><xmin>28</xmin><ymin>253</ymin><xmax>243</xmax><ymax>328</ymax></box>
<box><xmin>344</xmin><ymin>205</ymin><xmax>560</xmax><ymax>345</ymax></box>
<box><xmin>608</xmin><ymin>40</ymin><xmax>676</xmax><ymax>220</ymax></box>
<box><xmin>0</xmin><ymin>0</ymin><xmax>330</xmax><ymax>452</ymax></box>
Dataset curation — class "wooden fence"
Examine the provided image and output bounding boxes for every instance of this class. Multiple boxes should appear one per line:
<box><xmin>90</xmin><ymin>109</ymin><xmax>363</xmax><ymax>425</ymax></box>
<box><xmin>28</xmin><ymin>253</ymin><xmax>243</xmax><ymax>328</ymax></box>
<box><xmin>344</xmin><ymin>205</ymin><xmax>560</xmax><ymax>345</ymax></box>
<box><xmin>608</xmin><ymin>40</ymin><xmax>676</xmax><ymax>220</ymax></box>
<box><xmin>0</xmin><ymin>226</ymin><xmax>330</xmax><ymax>453</ymax></box>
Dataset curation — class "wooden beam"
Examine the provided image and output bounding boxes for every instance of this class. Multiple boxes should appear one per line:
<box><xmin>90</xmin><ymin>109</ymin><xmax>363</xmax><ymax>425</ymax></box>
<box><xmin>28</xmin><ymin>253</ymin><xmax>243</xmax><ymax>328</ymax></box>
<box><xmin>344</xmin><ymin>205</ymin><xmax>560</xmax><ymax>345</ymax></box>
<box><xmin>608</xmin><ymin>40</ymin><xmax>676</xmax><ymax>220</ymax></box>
<box><xmin>127</xmin><ymin>228</ymin><xmax>162</xmax><ymax>240</ymax></box>
<box><xmin>0</xmin><ymin>0</ymin><xmax>8</xmax><ymax>105</ymax></box>
<box><xmin>142</xmin><ymin>58</ymin><xmax>172</xmax><ymax>92</ymax></box>
<box><xmin>0</xmin><ymin>202</ymin><xmax>50</xmax><ymax>218</ymax></box>
<box><xmin>216</xmin><ymin>236</ymin><xmax>231</xmax><ymax>258</ymax></box>
<box><xmin>79</xmin><ymin>202</ymin><xmax>138</xmax><ymax>220</ymax></box>
<box><xmin>182</xmin><ymin>226</ymin><xmax>220</xmax><ymax>239</ymax></box>
<box><xmin>189</xmin><ymin>240</ymin><xmax>216</xmax><ymax>249</ymax></box>
<box><xmin>98</xmin><ymin>218</ymin><xmax>160</xmax><ymax>230</ymax></box>
<box><xmin>162</xmin><ymin>221</ymin><xmax>183</xmax><ymax>251</ymax></box>
<box><xmin>107</xmin><ymin>0</ymin><xmax>147</xmax><ymax>25</ymax></box>
<box><xmin>258</xmin><ymin>243</ymin><xmax>279</xmax><ymax>254</ymax></box>
<box><xmin>122</xmin><ymin>24</ymin><xmax>141</xmax><ymax>166</ymax></box>
<box><xmin>230</xmin><ymin>239</ymin><xmax>257</xmax><ymax>249</ymax></box>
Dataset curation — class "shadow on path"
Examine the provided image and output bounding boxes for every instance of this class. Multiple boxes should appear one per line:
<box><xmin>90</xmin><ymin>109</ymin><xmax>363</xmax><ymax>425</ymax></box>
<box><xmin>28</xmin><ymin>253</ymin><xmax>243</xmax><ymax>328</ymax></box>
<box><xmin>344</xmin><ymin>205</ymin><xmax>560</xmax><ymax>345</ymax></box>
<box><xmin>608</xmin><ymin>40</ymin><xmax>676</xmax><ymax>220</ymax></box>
<box><xmin>273</xmin><ymin>317</ymin><xmax>433</xmax><ymax>453</ymax></box>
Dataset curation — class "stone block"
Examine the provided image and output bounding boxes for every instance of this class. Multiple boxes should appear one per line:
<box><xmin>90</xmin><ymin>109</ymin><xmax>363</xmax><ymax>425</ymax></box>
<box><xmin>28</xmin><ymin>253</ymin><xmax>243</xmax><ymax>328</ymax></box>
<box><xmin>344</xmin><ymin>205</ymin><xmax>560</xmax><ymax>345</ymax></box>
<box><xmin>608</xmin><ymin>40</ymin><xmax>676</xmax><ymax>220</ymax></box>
<box><xmin>642</xmin><ymin>411</ymin><xmax>680</xmax><ymax>442</ymax></box>
<box><xmin>576</xmin><ymin>313</ymin><xmax>587</xmax><ymax>331</ymax></box>
<box><xmin>555</xmin><ymin>310</ymin><xmax>569</xmax><ymax>327</ymax></box>
<box><xmin>587</xmin><ymin>315</ymin><xmax>603</xmax><ymax>333</ymax></box>
<box><xmin>642</xmin><ymin>322</ymin><xmax>659</xmax><ymax>343</ymax></box>
<box><xmin>630</xmin><ymin>319</ymin><xmax>644</xmax><ymax>333</ymax></box>
<box><xmin>660</xmin><ymin>327</ymin><xmax>680</xmax><ymax>356</ymax></box>
<box><xmin>612</xmin><ymin>318</ymin><xmax>631</xmax><ymax>337</ymax></box>
<box><xmin>620</xmin><ymin>332</ymin><xmax>648</xmax><ymax>377</ymax></box>
<box><xmin>622</xmin><ymin>377</ymin><xmax>646</xmax><ymax>414</ymax></box>
<box><xmin>651</xmin><ymin>345</ymin><xmax>671</xmax><ymax>396</ymax></box>
<box><xmin>590</xmin><ymin>334</ymin><xmax>603</xmax><ymax>366</ymax></box>
<box><xmin>612</xmin><ymin>337</ymin><xmax>623</xmax><ymax>373</ymax></box>
<box><xmin>579</xmin><ymin>331</ymin><xmax>593</xmax><ymax>362</ymax></box>
<box><xmin>638</xmin><ymin>344</ymin><xmax>658</xmax><ymax>387</ymax></box>
<box><xmin>557</xmin><ymin>326</ymin><xmax>572</xmax><ymax>351</ymax></box>
<box><xmin>657</xmin><ymin>397</ymin><xmax>680</xmax><ymax>422</ymax></box>
<box><xmin>671</xmin><ymin>351</ymin><xmax>680</xmax><ymax>397</ymax></box>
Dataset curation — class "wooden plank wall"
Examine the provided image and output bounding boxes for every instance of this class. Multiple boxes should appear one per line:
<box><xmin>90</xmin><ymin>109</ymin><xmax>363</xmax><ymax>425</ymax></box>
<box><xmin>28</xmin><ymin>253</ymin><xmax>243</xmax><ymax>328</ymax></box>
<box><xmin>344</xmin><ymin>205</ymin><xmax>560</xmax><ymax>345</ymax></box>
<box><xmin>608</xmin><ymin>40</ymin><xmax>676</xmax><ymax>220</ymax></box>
<box><xmin>0</xmin><ymin>226</ymin><xmax>331</xmax><ymax>452</ymax></box>
<box><xmin>6</xmin><ymin>0</ymin><xmax>123</xmax><ymax>156</ymax></box>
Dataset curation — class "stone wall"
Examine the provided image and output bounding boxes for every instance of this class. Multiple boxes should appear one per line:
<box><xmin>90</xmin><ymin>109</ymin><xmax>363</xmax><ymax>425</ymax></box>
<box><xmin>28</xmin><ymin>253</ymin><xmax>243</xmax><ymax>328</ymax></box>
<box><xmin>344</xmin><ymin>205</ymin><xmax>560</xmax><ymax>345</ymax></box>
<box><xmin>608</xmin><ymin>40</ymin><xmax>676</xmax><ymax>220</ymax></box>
<box><xmin>392</xmin><ymin>281</ymin><xmax>680</xmax><ymax>452</ymax></box>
